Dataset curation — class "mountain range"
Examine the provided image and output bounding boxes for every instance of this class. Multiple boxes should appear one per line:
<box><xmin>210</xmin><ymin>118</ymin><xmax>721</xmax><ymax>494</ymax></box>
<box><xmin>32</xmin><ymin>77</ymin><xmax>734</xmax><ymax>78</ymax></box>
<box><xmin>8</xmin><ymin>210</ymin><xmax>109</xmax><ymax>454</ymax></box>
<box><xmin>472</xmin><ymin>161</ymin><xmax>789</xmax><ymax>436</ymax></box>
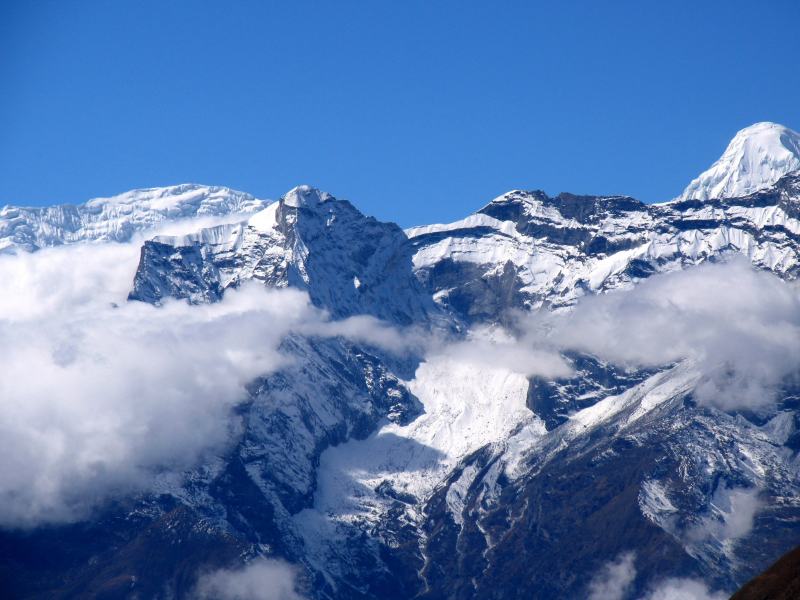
<box><xmin>3</xmin><ymin>122</ymin><xmax>800</xmax><ymax>599</ymax></box>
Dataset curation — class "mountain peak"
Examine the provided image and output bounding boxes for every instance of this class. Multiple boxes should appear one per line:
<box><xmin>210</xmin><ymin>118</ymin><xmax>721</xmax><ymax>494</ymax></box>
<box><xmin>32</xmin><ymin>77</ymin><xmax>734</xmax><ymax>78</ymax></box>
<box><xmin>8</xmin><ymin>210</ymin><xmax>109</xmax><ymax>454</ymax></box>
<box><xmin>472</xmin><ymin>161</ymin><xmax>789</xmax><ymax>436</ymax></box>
<box><xmin>281</xmin><ymin>185</ymin><xmax>331</xmax><ymax>207</ymax></box>
<box><xmin>677</xmin><ymin>122</ymin><xmax>800</xmax><ymax>201</ymax></box>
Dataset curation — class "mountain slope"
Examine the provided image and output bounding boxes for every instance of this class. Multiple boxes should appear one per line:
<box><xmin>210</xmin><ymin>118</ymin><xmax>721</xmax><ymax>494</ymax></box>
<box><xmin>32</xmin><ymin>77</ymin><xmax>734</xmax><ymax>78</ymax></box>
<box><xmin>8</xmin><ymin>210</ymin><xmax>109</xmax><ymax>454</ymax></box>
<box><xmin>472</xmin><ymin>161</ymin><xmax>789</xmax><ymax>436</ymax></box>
<box><xmin>731</xmin><ymin>542</ymin><xmax>800</xmax><ymax>600</ymax></box>
<box><xmin>129</xmin><ymin>185</ymin><xmax>445</xmax><ymax>327</ymax></box>
<box><xmin>678</xmin><ymin>122</ymin><xmax>800</xmax><ymax>201</ymax></box>
<box><xmin>408</xmin><ymin>172</ymin><xmax>800</xmax><ymax>321</ymax></box>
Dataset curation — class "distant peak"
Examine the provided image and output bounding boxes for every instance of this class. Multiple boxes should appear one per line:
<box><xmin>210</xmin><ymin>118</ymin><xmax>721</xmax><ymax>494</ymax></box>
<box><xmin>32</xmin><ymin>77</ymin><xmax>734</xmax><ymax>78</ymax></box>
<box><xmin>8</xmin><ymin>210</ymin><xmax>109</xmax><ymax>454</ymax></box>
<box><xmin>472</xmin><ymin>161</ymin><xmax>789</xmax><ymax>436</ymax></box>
<box><xmin>677</xmin><ymin>122</ymin><xmax>800</xmax><ymax>201</ymax></box>
<box><xmin>737</xmin><ymin>121</ymin><xmax>792</xmax><ymax>133</ymax></box>
<box><xmin>281</xmin><ymin>186</ymin><xmax>332</xmax><ymax>208</ymax></box>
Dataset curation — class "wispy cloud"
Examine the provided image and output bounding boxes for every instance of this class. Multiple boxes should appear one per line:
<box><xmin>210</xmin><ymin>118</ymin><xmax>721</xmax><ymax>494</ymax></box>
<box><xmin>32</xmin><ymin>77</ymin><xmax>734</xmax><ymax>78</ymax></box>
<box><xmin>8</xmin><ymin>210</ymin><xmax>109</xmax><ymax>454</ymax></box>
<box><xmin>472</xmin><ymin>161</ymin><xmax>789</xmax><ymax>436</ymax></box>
<box><xmin>688</xmin><ymin>486</ymin><xmax>760</xmax><ymax>544</ymax></box>
<box><xmin>192</xmin><ymin>558</ymin><xmax>305</xmax><ymax>600</ymax></box>
<box><xmin>588</xmin><ymin>553</ymin><xmax>730</xmax><ymax>600</ymax></box>
<box><xmin>588</xmin><ymin>552</ymin><xmax>637</xmax><ymax>600</ymax></box>
<box><xmin>545</xmin><ymin>258</ymin><xmax>800</xmax><ymax>409</ymax></box>
<box><xmin>639</xmin><ymin>578</ymin><xmax>728</xmax><ymax>600</ymax></box>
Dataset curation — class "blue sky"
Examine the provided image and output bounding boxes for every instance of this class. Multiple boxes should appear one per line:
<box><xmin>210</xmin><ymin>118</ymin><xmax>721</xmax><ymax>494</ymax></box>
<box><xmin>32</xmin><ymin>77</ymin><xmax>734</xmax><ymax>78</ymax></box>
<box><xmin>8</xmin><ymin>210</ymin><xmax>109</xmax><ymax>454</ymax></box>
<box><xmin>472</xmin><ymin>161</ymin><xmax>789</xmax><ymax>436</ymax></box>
<box><xmin>1</xmin><ymin>1</ymin><xmax>798</xmax><ymax>227</ymax></box>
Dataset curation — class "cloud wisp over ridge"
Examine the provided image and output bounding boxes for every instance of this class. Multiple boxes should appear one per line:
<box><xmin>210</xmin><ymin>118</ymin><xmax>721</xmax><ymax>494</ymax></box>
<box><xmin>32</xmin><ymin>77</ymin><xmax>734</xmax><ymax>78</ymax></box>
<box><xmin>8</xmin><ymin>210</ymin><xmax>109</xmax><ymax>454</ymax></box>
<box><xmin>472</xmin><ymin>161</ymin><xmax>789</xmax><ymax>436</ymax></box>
<box><xmin>587</xmin><ymin>552</ymin><xmax>730</xmax><ymax>600</ymax></box>
<box><xmin>545</xmin><ymin>258</ymin><xmax>800</xmax><ymax>410</ymax></box>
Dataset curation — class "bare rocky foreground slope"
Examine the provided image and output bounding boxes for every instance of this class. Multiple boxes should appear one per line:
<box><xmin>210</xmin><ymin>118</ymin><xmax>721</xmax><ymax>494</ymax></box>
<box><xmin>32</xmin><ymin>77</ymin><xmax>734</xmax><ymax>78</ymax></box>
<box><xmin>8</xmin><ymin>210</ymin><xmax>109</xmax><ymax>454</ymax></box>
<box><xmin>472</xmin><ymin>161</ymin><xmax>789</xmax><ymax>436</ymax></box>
<box><xmin>730</xmin><ymin>541</ymin><xmax>800</xmax><ymax>600</ymax></box>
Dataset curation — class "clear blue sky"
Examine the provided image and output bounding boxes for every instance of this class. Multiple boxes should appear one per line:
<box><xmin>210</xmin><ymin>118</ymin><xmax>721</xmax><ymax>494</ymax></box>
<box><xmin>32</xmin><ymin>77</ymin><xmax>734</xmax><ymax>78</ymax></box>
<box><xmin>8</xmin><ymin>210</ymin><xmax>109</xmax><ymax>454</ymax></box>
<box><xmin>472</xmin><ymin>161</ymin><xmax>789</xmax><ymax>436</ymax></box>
<box><xmin>1</xmin><ymin>1</ymin><xmax>798</xmax><ymax>227</ymax></box>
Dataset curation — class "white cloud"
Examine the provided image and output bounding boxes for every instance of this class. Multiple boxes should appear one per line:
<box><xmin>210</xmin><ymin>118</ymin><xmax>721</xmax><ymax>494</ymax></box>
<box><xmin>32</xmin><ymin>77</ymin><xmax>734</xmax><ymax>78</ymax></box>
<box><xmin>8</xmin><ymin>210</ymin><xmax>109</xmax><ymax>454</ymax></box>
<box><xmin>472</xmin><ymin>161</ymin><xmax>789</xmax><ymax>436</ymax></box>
<box><xmin>0</xmin><ymin>242</ymin><xmax>418</xmax><ymax>527</ymax></box>
<box><xmin>638</xmin><ymin>578</ymin><xmax>728</xmax><ymax>600</ymax></box>
<box><xmin>439</xmin><ymin>258</ymin><xmax>800</xmax><ymax>408</ymax></box>
<box><xmin>435</xmin><ymin>337</ymin><xmax>573</xmax><ymax>379</ymax></box>
<box><xmin>0</xmin><ymin>240</ymin><xmax>789</xmax><ymax>528</ymax></box>
<box><xmin>0</xmin><ymin>241</ymin><xmax>143</xmax><ymax>321</ymax></box>
<box><xmin>588</xmin><ymin>552</ymin><xmax>637</xmax><ymax>600</ymax></box>
<box><xmin>301</xmin><ymin>313</ymin><xmax>422</xmax><ymax>355</ymax></box>
<box><xmin>0</xmin><ymin>282</ymin><xmax>308</xmax><ymax>526</ymax></box>
<box><xmin>192</xmin><ymin>558</ymin><xmax>305</xmax><ymax>600</ymax></box>
<box><xmin>688</xmin><ymin>486</ymin><xmax>760</xmax><ymax>544</ymax></box>
<box><xmin>587</xmin><ymin>553</ymin><xmax>730</xmax><ymax>600</ymax></box>
<box><xmin>306</xmin><ymin>314</ymin><xmax>573</xmax><ymax>380</ymax></box>
<box><xmin>549</xmin><ymin>258</ymin><xmax>800</xmax><ymax>409</ymax></box>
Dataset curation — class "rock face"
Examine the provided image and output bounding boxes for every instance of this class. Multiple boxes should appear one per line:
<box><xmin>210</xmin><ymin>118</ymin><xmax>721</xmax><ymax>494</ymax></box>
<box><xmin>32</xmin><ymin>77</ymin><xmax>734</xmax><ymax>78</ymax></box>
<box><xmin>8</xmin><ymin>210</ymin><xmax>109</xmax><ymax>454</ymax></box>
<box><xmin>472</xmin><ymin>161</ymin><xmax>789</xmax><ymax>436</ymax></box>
<box><xmin>4</xmin><ymin>126</ymin><xmax>800</xmax><ymax>599</ymax></box>
<box><xmin>129</xmin><ymin>185</ymin><xmax>443</xmax><ymax>326</ymax></box>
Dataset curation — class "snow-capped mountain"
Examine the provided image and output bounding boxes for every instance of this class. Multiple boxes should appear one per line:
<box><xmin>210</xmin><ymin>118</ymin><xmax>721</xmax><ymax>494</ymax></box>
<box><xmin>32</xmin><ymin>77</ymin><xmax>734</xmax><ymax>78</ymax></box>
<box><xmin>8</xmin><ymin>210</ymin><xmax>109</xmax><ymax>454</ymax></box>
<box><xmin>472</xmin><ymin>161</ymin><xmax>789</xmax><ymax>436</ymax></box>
<box><xmin>129</xmin><ymin>185</ymin><xmax>444</xmax><ymax>326</ymax></box>
<box><xmin>121</xmin><ymin>171</ymin><xmax>800</xmax><ymax>598</ymax></box>
<box><xmin>678</xmin><ymin>122</ymin><xmax>800</xmax><ymax>201</ymax></box>
<box><xmin>0</xmin><ymin>183</ymin><xmax>268</xmax><ymax>253</ymax></box>
<box><xmin>4</xmin><ymin>125</ymin><xmax>800</xmax><ymax>600</ymax></box>
<box><xmin>138</xmin><ymin>174</ymin><xmax>800</xmax><ymax>327</ymax></box>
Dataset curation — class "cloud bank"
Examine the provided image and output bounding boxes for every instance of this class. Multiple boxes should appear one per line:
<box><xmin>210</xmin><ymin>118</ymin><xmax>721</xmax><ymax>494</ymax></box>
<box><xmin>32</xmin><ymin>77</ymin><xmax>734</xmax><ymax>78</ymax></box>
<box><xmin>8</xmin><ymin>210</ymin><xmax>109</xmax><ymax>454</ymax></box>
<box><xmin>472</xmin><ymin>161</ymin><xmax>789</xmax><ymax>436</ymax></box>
<box><xmin>1</xmin><ymin>239</ymin><xmax>796</xmax><ymax>528</ymax></box>
<box><xmin>639</xmin><ymin>578</ymin><xmax>728</xmax><ymax>600</ymax></box>
<box><xmin>549</xmin><ymin>258</ymin><xmax>800</xmax><ymax>409</ymax></box>
<box><xmin>0</xmin><ymin>235</ymin><xmax>572</xmax><ymax>528</ymax></box>
<box><xmin>688</xmin><ymin>486</ymin><xmax>760</xmax><ymax>544</ymax></box>
<box><xmin>0</xmin><ymin>242</ymin><xmax>420</xmax><ymax>527</ymax></box>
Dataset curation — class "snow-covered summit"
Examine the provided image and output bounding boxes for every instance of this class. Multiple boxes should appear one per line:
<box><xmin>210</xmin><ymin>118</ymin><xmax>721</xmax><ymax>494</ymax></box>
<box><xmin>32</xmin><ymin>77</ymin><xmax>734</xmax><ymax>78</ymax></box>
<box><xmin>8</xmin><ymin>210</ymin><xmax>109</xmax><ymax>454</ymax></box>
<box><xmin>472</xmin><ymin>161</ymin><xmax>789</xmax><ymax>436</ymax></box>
<box><xmin>678</xmin><ymin>122</ymin><xmax>800</xmax><ymax>201</ymax></box>
<box><xmin>0</xmin><ymin>183</ymin><xmax>269</xmax><ymax>252</ymax></box>
<box><xmin>281</xmin><ymin>185</ymin><xmax>332</xmax><ymax>208</ymax></box>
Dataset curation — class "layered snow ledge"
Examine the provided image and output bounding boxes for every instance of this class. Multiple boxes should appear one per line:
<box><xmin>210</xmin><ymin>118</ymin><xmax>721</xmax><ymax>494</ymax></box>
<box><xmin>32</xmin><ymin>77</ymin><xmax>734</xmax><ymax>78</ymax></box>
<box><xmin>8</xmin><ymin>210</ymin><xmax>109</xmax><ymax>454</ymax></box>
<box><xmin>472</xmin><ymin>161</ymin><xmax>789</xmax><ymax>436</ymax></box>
<box><xmin>405</xmin><ymin>213</ymin><xmax>518</xmax><ymax>239</ymax></box>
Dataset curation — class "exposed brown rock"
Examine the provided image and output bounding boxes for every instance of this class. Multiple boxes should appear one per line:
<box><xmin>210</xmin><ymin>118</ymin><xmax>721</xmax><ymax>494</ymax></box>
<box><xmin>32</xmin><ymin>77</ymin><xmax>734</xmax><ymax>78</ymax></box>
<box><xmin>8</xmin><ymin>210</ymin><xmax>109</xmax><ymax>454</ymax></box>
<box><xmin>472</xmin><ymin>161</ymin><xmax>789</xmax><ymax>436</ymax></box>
<box><xmin>731</xmin><ymin>543</ymin><xmax>800</xmax><ymax>600</ymax></box>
